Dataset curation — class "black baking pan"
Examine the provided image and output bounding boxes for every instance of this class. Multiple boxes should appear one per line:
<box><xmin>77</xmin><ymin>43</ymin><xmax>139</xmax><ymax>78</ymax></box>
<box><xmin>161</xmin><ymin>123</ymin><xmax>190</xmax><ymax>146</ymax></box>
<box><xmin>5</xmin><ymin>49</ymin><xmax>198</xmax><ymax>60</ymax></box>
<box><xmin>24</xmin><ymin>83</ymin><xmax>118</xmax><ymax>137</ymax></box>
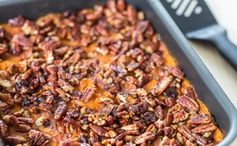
<box><xmin>0</xmin><ymin>0</ymin><xmax>236</xmax><ymax>146</ymax></box>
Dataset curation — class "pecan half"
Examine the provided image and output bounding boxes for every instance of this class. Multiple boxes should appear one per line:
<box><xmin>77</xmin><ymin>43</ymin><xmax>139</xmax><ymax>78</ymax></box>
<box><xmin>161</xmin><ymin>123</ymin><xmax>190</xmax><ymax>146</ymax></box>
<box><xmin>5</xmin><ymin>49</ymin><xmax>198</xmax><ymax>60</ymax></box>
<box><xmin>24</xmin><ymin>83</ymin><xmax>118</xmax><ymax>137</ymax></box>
<box><xmin>4</xmin><ymin>135</ymin><xmax>26</xmax><ymax>145</ymax></box>
<box><xmin>29</xmin><ymin>130</ymin><xmax>51</xmax><ymax>146</ymax></box>
<box><xmin>191</xmin><ymin>123</ymin><xmax>216</xmax><ymax>134</ymax></box>
<box><xmin>16</xmin><ymin>124</ymin><xmax>32</xmax><ymax>133</ymax></box>
<box><xmin>176</xmin><ymin>95</ymin><xmax>199</xmax><ymax>112</ymax></box>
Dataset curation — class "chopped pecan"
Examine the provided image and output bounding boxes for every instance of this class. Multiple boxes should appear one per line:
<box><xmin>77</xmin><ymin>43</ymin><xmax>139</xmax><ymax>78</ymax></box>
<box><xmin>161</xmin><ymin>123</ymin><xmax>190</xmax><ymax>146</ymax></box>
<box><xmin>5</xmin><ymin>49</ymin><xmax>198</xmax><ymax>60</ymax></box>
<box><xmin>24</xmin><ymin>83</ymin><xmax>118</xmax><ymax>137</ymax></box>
<box><xmin>169</xmin><ymin>67</ymin><xmax>184</xmax><ymax>79</ymax></box>
<box><xmin>121</xmin><ymin>124</ymin><xmax>139</xmax><ymax>131</ymax></box>
<box><xmin>136</xmin><ymin>101</ymin><xmax>148</xmax><ymax>114</ymax></box>
<box><xmin>0</xmin><ymin>27</ymin><xmax>6</xmax><ymax>40</ymax></box>
<box><xmin>107</xmin><ymin>0</ymin><xmax>117</xmax><ymax>12</ymax></box>
<box><xmin>158</xmin><ymin>137</ymin><xmax>180</xmax><ymax>145</ymax></box>
<box><xmin>0</xmin><ymin>101</ymin><xmax>10</xmax><ymax>113</ymax></box>
<box><xmin>39</xmin><ymin>38</ymin><xmax>61</xmax><ymax>50</ymax></box>
<box><xmin>110</xmin><ymin>65</ymin><xmax>127</xmax><ymax>77</ymax></box>
<box><xmin>176</xmin><ymin>133</ymin><xmax>185</xmax><ymax>145</ymax></box>
<box><xmin>151</xmin><ymin>76</ymin><xmax>173</xmax><ymax>96</ymax></box>
<box><xmin>177</xmin><ymin>126</ymin><xmax>195</xmax><ymax>142</ymax></box>
<box><xmin>0</xmin><ymin>79</ymin><xmax>15</xmax><ymax>92</ymax></box>
<box><xmin>116</xmin><ymin>0</ymin><xmax>126</xmax><ymax>11</ymax></box>
<box><xmin>190</xmin><ymin>114</ymin><xmax>212</xmax><ymax>125</ymax></box>
<box><xmin>54</xmin><ymin>101</ymin><xmax>67</xmax><ymax>120</ymax></box>
<box><xmin>144</xmin><ymin>111</ymin><xmax>157</xmax><ymax>124</ymax></box>
<box><xmin>127</xmin><ymin>5</ymin><xmax>137</xmax><ymax>23</ymax></box>
<box><xmin>165</xmin><ymin>86</ymin><xmax>178</xmax><ymax>98</ymax></box>
<box><xmin>8</xmin><ymin>15</ymin><xmax>25</xmax><ymax>27</ymax></box>
<box><xmin>0</xmin><ymin>120</ymin><xmax>9</xmax><ymax>137</ymax></box>
<box><xmin>0</xmin><ymin>44</ymin><xmax>8</xmax><ymax>56</ymax></box>
<box><xmin>82</xmin><ymin>87</ymin><xmax>96</xmax><ymax>102</ymax></box>
<box><xmin>154</xmin><ymin>105</ymin><xmax>164</xmax><ymax>120</ymax></box>
<box><xmin>59</xmin><ymin>139</ymin><xmax>81</xmax><ymax>146</ymax></box>
<box><xmin>185</xmin><ymin>140</ymin><xmax>196</xmax><ymax>146</ymax></box>
<box><xmin>29</xmin><ymin>129</ymin><xmax>51</xmax><ymax>146</ymax></box>
<box><xmin>136</xmin><ymin>21</ymin><xmax>149</xmax><ymax>34</ymax></box>
<box><xmin>183</xmin><ymin>87</ymin><xmax>198</xmax><ymax>100</ymax></box>
<box><xmin>172</xmin><ymin>109</ymin><xmax>189</xmax><ymax>123</ymax></box>
<box><xmin>135</xmin><ymin>132</ymin><xmax>155</xmax><ymax>144</ymax></box>
<box><xmin>21</xmin><ymin>20</ymin><xmax>38</xmax><ymax>35</ymax></box>
<box><xmin>150</xmin><ymin>53</ymin><xmax>163</xmax><ymax>67</ymax></box>
<box><xmin>177</xmin><ymin>95</ymin><xmax>199</xmax><ymax>112</ymax></box>
<box><xmin>165</xmin><ymin>97</ymin><xmax>175</xmax><ymax>107</ymax></box>
<box><xmin>89</xmin><ymin>124</ymin><xmax>107</xmax><ymax>136</ymax></box>
<box><xmin>12</xmin><ymin>34</ymin><xmax>33</xmax><ymax>48</ymax></box>
<box><xmin>193</xmin><ymin>133</ymin><xmax>207</xmax><ymax>145</ymax></box>
<box><xmin>137</xmin><ymin>74</ymin><xmax>150</xmax><ymax>87</ymax></box>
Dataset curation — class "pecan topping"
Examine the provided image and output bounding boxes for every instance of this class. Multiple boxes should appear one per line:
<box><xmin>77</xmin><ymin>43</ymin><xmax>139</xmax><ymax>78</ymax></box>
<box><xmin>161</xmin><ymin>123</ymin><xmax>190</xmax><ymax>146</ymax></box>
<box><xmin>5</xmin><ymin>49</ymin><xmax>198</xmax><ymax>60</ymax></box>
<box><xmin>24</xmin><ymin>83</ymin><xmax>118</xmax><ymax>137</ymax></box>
<box><xmin>0</xmin><ymin>0</ymin><xmax>222</xmax><ymax>145</ymax></box>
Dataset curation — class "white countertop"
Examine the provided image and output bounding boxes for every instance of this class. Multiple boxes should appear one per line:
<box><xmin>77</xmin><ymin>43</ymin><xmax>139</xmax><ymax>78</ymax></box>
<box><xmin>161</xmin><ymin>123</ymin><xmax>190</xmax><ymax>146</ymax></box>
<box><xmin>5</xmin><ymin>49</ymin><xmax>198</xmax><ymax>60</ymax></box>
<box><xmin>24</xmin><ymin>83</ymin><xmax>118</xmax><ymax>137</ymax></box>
<box><xmin>192</xmin><ymin>0</ymin><xmax>237</xmax><ymax>145</ymax></box>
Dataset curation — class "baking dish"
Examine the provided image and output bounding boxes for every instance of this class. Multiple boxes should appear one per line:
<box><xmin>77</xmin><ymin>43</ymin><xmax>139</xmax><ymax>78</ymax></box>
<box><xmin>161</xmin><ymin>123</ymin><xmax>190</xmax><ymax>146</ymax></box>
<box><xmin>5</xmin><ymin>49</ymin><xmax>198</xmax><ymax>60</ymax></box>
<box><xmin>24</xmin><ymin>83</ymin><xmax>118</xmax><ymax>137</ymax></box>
<box><xmin>0</xmin><ymin>0</ymin><xmax>236</xmax><ymax>145</ymax></box>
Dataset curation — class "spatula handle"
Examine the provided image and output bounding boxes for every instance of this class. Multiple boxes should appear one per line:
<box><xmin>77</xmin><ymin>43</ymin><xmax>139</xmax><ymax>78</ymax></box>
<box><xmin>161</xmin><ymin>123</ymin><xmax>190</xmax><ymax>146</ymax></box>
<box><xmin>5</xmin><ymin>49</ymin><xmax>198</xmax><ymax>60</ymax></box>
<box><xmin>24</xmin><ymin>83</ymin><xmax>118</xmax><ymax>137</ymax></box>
<box><xmin>210</xmin><ymin>30</ymin><xmax>237</xmax><ymax>69</ymax></box>
<box><xmin>187</xmin><ymin>25</ymin><xmax>237</xmax><ymax>69</ymax></box>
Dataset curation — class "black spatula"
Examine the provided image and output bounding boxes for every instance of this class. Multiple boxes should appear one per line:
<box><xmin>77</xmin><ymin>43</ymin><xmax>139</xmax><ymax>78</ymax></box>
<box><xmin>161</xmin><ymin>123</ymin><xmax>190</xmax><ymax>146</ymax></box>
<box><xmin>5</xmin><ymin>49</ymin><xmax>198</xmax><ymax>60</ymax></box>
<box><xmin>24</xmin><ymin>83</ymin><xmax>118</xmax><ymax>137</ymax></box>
<box><xmin>160</xmin><ymin>0</ymin><xmax>237</xmax><ymax>69</ymax></box>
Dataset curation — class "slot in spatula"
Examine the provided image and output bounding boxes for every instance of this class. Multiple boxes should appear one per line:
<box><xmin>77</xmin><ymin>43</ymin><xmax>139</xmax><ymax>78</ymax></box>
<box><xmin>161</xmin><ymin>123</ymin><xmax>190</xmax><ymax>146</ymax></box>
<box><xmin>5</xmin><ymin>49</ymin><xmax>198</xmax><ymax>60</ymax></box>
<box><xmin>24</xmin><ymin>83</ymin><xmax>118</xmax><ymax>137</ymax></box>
<box><xmin>160</xmin><ymin>0</ymin><xmax>237</xmax><ymax>69</ymax></box>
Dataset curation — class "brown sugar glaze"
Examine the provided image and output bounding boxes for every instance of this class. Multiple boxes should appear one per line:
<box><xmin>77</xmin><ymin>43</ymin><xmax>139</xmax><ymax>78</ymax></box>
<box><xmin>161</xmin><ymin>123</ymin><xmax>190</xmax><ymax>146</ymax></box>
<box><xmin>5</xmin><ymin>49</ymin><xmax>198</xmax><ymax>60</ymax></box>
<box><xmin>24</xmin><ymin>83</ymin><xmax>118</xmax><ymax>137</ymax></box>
<box><xmin>0</xmin><ymin>0</ymin><xmax>223</xmax><ymax>145</ymax></box>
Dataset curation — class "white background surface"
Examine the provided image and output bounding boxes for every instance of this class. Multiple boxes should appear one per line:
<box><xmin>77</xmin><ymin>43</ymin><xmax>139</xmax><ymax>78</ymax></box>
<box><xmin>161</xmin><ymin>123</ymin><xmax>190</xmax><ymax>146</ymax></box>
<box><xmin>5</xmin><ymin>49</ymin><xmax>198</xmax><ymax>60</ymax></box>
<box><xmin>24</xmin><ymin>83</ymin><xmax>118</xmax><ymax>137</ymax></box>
<box><xmin>193</xmin><ymin>0</ymin><xmax>237</xmax><ymax>145</ymax></box>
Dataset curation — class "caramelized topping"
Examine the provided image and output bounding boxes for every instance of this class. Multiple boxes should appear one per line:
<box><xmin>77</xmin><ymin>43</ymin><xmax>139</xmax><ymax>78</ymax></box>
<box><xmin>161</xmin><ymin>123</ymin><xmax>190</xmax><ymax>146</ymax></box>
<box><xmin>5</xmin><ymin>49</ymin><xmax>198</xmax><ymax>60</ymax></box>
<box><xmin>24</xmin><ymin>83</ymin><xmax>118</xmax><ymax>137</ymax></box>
<box><xmin>0</xmin><ymin>0</ymin><xmax>223</xmax><ymax>145</ymax></box>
